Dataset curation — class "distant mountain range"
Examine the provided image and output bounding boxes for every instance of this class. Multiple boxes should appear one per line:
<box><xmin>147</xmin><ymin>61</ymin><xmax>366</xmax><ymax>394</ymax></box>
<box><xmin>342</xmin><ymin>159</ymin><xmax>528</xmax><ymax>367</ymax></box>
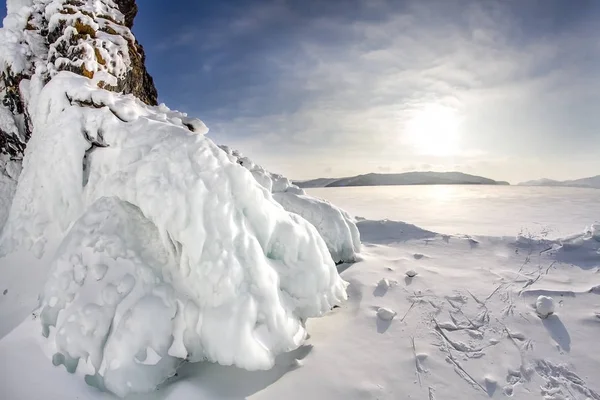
<box><xmin>295</xmin><ymin>171</ymin><xmax>510</xmax><ymax>188</ymax></box>
<box><xmin>518</xmin><ymin>175</ymin><xmax>600</xmax><ymax>189</ymax></box>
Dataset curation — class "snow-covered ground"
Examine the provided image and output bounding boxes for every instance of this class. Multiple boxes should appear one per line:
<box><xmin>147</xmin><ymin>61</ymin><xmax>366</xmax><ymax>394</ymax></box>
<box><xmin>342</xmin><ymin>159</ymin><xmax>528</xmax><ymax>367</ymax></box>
<box><xmin>2</xmin><ymin>212</ymin><xmax>599</xmax><ymax>399</ymax></box>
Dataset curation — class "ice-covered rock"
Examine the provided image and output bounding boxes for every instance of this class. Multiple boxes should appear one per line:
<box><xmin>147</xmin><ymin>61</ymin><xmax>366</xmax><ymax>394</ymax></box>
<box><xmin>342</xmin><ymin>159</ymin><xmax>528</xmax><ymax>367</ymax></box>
<box><xmin>11</xmin><ymin>72</ymin><xmax>349</xmax><ymax>396</ymax></box>
<box><xmin>0</xmin><ymin>0</ymin><xmax>158</xmax><ymax>162</ymax></box>
<box><xmin>535</xmin><ymin>296</ymin><xmax>555</xmax><ymax>318</ymax></box>
<box><xmin>219</xmin><ymin>145</ymin><xmax>361</xmax><ymax>263</ymax></box>
<box><xmin>0</xmin><ymin>1</ymin><xmax>354</xmax><ymax>396</ymax></box>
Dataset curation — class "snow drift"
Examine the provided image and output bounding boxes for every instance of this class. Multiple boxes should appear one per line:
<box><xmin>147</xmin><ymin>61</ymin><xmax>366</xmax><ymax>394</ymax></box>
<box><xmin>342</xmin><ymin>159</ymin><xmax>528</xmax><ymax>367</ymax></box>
<box><xmin>0</xmin><ymin>1</ymin><xmax>353</xmax><ymax>397</ymax></box>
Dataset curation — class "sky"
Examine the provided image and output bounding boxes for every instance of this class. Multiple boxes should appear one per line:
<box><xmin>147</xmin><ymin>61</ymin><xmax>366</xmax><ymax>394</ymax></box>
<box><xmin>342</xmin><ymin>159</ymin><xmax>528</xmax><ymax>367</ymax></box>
<box><xmin>6</xmin><ymin>0</ymin><xmax>600</xmax><ymax>183</ymax></box>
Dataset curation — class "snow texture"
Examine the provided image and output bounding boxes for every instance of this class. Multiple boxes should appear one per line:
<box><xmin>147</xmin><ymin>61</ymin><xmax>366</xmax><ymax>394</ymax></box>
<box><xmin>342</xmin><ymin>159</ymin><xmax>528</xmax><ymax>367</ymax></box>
<box><xmin>2</xmin><ymin>72</ymin><xmax>347</xmax><ymax>397</ymax></box>
<box><xmin>219</xmin><ymin>145</ymin><xmax>360</xmax><ymax>263</ymax></box>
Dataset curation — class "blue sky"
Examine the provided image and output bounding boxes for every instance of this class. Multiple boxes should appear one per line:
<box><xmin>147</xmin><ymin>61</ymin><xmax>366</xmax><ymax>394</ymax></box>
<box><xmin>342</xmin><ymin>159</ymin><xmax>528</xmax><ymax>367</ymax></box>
<box><xmin>6</xmin><ymin>0</ymin><xmax>600</xmax><ymax>182</ymax></box>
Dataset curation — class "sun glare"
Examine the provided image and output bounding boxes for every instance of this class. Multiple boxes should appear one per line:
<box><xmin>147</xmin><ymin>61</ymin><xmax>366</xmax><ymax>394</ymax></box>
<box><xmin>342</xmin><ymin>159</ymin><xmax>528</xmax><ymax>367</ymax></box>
<box><xmin>406</xmin><ymin>104</ymin><xmax>461</xmax><ymax>156</ymax></box>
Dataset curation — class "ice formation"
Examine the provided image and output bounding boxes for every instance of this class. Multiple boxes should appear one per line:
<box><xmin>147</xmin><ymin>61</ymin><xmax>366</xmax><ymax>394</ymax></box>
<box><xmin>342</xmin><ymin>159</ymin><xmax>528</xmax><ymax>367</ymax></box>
<box><xmin>0</xmin><ymin>1</ymin><xmax>353</xmax><ymax>397</ymax></box>
<box><xmin>220</xmin><ymin>145</ymin><xmax>361</xmax><ymax>263</ymax></box>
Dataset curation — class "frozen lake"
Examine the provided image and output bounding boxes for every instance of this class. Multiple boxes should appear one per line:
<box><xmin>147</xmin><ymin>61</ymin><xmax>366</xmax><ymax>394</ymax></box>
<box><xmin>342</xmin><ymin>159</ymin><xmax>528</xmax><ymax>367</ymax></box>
<box><xmin>307</xmin><ymin>185</ymin><xmax>600</xmax><ymax>238</ymax></box>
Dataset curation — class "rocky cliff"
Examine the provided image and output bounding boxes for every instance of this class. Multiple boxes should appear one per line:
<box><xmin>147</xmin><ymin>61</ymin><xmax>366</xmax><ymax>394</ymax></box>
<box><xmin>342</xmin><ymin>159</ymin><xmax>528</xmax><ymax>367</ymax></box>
<box><xmin>0</xmin><ymin>0</ymin><xmax>157</xmax><ymax>160</ymax></box>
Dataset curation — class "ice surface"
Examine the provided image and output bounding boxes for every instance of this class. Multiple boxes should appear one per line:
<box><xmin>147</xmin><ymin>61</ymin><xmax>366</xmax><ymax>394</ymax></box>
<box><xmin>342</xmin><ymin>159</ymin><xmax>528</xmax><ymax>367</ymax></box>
<box><xmin>1</xmin><ymin>72</ymin><xmax>347</xmax><ymax>397</ymax></box>
<box><xmin>308</xmin><ymin>185</ymin><xmax>600</xmax><ymax>238</ymax></box>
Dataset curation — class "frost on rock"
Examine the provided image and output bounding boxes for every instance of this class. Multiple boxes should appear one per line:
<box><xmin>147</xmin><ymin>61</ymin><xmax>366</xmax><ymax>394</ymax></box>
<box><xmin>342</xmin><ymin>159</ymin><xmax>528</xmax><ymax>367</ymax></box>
<box><xmin>220</xmin><ymin>145</ymin><xmax>361</xmax><ymax>263</ymax></box>
<box><xmin>4</xmin><ymin>72</ymin><xmax>347</xmax><ymax>397</ymax></box>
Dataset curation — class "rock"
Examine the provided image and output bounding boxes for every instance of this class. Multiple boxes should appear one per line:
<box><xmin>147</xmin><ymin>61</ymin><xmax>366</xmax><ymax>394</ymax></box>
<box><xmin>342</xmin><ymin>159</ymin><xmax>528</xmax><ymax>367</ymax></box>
<box><xmin>377</xmin><ymin>307</ymin><xmax>397</xmax><ymax>321</ymax></box>
<box><xmin>115</xmin><ymin>0</ymin><xmax>138</xmax><ymax>28</ymax></box>
<box><xmin>406</xmin><ymin>269</ymin><xmax>417</xmax><ymax>278</ymax></box>
<box><xmin>535</xmin><ymin>295</ymin><xmax>555</xmax><ymax>318</ymax></box>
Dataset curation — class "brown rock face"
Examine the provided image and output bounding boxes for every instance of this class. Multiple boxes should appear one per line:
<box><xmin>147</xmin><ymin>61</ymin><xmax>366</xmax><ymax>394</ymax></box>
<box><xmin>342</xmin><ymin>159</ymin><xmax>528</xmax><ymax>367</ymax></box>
<box><xmin>118</xmin><ymin>40</ymin><xmax>158</xmax><ymax>106</ymax></box>
<box><xmin>114</xmin><ymin>0</ymin><xmax>158</xmax><ymax>105</ymax></box>
<box><xmin>115</xmin><ymin>0</ymin><xmax>138</xmax><ymax>28</ymax></box>
<box><xmin>0</xmin><ymin>0</ymin><xmax>158</xmax><ymax>160</ymax></box>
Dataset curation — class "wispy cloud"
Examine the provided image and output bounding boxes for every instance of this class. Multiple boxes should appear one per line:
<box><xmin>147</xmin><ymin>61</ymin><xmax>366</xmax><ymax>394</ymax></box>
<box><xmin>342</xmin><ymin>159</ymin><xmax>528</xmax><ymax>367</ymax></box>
<box><xmin>149</xmin><ymin>0</ymin><xmax>600</xmax><ymax>182</ymax></box>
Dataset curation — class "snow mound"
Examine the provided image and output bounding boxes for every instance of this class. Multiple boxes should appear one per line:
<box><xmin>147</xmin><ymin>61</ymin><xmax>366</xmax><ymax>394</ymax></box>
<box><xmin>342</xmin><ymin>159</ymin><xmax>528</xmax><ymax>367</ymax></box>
<box><xmin>535</xmin><ymin>295</ymin><xmax>555</xmax><ymax>318</ymax></box>
<box><xmin>5</xmin><ymin>72</ymin><xmax>347</xmax><ymax>397</ymax></box>
<box><xmin>219</xmin><ymin>145</ymin><xmax>360</xmax><ymax>263</ymax></box>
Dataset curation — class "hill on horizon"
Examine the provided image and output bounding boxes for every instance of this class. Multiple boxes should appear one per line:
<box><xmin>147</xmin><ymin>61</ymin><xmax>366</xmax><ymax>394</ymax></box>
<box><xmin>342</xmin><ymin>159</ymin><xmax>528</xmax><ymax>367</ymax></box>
<box><xmin>519</xmin><ymin>175</ymin><xmax>600</xmax><ymax>189</ymax></box>
<box><xmin>295</xmin><ymin>171</ymin><xmax>510</xmax><ymax>188</ymax></box>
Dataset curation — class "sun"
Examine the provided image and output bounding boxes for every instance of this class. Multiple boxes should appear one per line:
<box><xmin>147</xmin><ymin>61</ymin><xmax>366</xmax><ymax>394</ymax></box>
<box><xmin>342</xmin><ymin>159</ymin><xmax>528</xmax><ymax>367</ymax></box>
<box><xmin>406</xmin><ymin>104</ymin><xmax>461</xmax><ymax>156</ymax></box>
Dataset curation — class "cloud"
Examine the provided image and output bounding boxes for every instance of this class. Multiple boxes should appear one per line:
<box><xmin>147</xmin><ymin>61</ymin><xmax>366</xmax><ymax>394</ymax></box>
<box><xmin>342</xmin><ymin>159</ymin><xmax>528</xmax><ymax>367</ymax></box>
<box><xmin>159</xmin><ymin>0</ymin><xmax>600</xmax><ymax>181</ymax></box>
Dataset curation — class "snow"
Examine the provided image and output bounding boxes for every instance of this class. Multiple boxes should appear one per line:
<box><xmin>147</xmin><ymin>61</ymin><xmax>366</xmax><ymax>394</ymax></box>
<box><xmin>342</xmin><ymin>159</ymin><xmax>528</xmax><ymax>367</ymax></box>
<box><xmin>535</xmin><ymin>296</ymin><xmax>555</xmax><ymax>318</ymax></box>
<box><xmin>6</xmin><ymin>0</ymin><xmax>33</xmax><ymax>14</ymax></box>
